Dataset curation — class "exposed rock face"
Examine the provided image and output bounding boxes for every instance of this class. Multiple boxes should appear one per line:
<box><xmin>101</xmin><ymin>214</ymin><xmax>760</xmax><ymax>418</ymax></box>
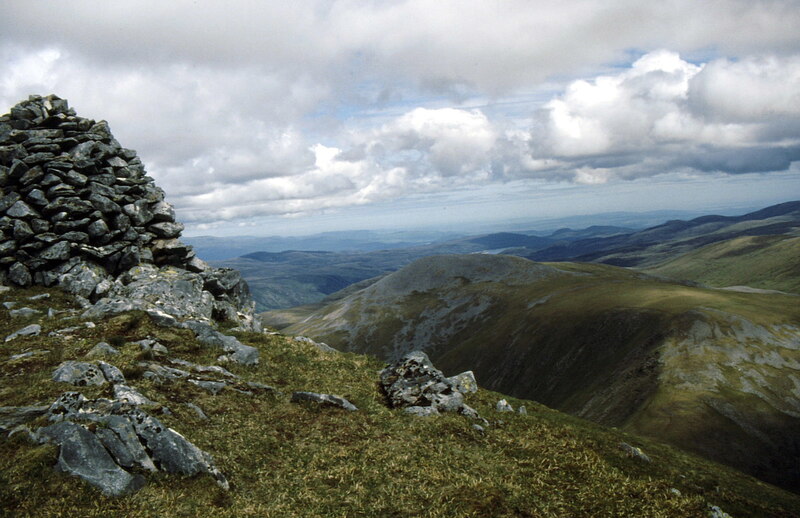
<box><xmin>379</xmin><ymin>351</ymin><xmax>479</xmax><ymax>418</ymax></box>
<box><xmin>0</xmin><ymin>95</ymin><xmax>259</xmax><ymax>332</ymax></box>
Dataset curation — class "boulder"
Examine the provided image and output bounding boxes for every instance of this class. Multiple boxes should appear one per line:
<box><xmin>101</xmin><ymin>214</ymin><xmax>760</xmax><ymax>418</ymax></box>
<box><xmin>5</xmin><ymin>323</ymin><xmax>41</xmax><ymax>341</ymax></box>
<box><xmin>36</xmin><ymin>421</ymin><xmax>146</xmax><ymax>496</ymax></box>
<box><xmin>379</xmin><ymin>351</ymin><xmax>479</xmax><ymax>418</ymax></box>
<box><xmin>52</xmin><ymin>361</ymin><xmax>107</xmax><ymax>387</ymax></box>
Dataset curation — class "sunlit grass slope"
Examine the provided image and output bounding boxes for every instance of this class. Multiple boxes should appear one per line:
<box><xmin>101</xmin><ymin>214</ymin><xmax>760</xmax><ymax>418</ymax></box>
<box><xmin>2</xmin><ymin>286</ymin><xmax>800</xmax><ymax>516</ymax></box>
<box><xmin>645</xmin><ymin>234</ymin><xmax>800</xmax><ymax>294</ymax></box>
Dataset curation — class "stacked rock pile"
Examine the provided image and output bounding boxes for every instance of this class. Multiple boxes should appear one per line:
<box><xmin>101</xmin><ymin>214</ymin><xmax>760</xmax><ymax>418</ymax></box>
<box><xmin>0</xmin><ymin>95</ymin><xmax>258</xmax><ymax>331</ymax></box>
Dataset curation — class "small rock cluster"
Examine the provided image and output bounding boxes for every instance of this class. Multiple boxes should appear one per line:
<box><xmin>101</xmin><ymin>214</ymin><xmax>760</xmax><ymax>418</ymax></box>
<box><xmin>34</xmin><ymin>391</ymin><xmax>228</xmax><ymax>496</ymax></box>
<box><xmin>379</xmin><ymin>350</ymin><xmax>479</xmax><ymax>418</ymax></box>
<box><xmin>0</xmin><ymin>95</ymin><xmax>258</xmax><ymax>331</ymax></box>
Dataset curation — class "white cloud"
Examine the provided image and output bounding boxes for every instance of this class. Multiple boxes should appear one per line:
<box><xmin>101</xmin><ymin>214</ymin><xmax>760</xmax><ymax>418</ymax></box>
<box><xmin>1</xmin><ymin>2</ymin><xmax>799</xmax><ymax>228</ymax></box>
<box><xmin>527</xmin><ymin>50</ymin><xmax>800</xmax><ymax>181</ymax></box>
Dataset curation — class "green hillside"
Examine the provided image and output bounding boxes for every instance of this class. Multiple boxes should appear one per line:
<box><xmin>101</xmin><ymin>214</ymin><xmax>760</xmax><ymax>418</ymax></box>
<box><xmin>283</xmin><ymin>254</ymin><xmax>800</xmax><ymax>493</ymax></box>
<box><xmin>2</xmin><ymin>286</ymin><xmax>800</xmax><ymax>516</ymax></box>
<box><xmin>645</xmin><ymin>235</ymin><xmax>800</xmax><ymax>294</ymax></box>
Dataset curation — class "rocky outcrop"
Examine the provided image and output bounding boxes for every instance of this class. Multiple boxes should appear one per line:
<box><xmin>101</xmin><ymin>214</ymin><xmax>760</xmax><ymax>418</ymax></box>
<box><xmin>37</xmin><ymin>391</ymin><xmax>228</xmax><ymax>494</ymax></box>
<box><xmin>379</xmin><ymin>351</ymin><xmax>479</xmax><ymax>418</ymax></box>
<box><xmin>0</xmin><ymin>95</ymin><xmax>259</xmax><ymax>332</ymax></box>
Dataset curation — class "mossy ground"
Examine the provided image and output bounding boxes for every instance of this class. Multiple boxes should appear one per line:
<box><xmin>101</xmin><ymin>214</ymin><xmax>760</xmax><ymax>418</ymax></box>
<box><xmin>1</xmin><ymin>286</ymin><xmax>800</xmax><ymax>517</ymax></box>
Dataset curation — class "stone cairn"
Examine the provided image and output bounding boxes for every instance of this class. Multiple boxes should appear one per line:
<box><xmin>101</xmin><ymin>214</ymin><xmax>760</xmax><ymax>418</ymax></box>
<box><xmin>0</xmin><ymin>94</ymin><xmax>258</xmax><ymax>331</ymax></box>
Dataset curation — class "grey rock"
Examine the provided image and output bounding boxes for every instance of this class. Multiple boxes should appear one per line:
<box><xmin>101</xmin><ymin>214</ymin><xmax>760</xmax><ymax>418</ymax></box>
<box><xmin>148</xmin><ymin>221</ymin><xmax>184</xmax><ymax>239</ymax></box>
<box><xmin>150</xmin><ymin>201</ymin><xmax>176</xmax><ymax>222</ymax></box>
<box><xmin>122</xmin><ymin>200</ymin><xmax>153</xmax><ymax>226</ymax></box>
<box><xmin>88</xmin><ymin>193</ymin><xmax>120</xmax><ymax>214</ymax></box>
<box><xmin>141</xmin><ymin>363</ymin><xmax>191</xmax><ymax>383</ymax></box>
<box><xmin>245</xmin><ymin>381</ymin><xmax>276</xmax><ymax>393</ymax></box>
<box><xmin>52</xmin><ymin>361</ymin><xmax>107</xmax><ymax>386</ymax></box>
<box><xmin>113</xmin><ymin>384</ymin><xmax>155</xmax><ymax>406</ymax></box>
<box><xmin>8</xmin><ymin>349</ymin><xmax>49</xmax><ymax>361</ymax></box>
<box><xmin>39</xmin><ymin>240</ymin><xmax>72</xmax><ymax>261</ymax></box>
<box><xmin>6</xmin><ymin>200</ymin><xmax>39</xmax><ymax>218</ymax></box>
<box><xmin>127</xmin><ymin>408</ymin><xmax>228</xmax><ymax>489</ymax></box>
<box><xmin>518</xmin><ymin>405</ymin><xmax>527</xmax><ymax>415</ymax></box>
<box><xmin>0</xmin><ymin>405</ymin><xmax>49</xmax><ymax>433</ymax></box>
<box><xmin>496</xmin><ymin>399</ymin><xmax>514</xmax><ymax>413</ymax></box>
<box><xmin>58</xmin><ymin>261</ymin><xmax>109</xmax><ymax>298</ymax></box>
<box><xmin>5</xmin><ymin>323</ymin><xmax>41</xmax><ymax>341</ymax></box>
<box><xmin>101</xmin><ymin>414</ymin><xmax>157</xmax><ymax>472</ymax></box>
<box><xmin>447</xmin><ymin>370</ymin><xmax>478</xmax><ymax>394</ymax></box>
<box><xmin>36</xmin><ymin>421</ymin><xmax>145</xmax><ymax>496</ymax></box>
<box><xmin>25</xmin><ymin>189</ymin><xmax>48</xmax><ymax>208</ymax></box>
<box><xmin>184</xmin><ymin>320</ymin><xmax>259</xmax><ymax>365</ymax></box>
<box><xmin>8</xmin><ymin>262</ymin><xmax>32</xmax><ymax>286</ymax></box>
<box><xmin>0</xmin><ymin>192</ymin><xmax>22</xmax><ymax>212</ymax></box>
<box><xmin>291</xmin><ymin>391</ymin><xmax>358</xmax><ymax>411</ymax></box>
<box><xmin>86</xmin><ymin>341</ymin><xmax>119</xmax><ymax>358</ymax></box>
<box><xmin>186</xmin><ymin>403</ymin><xmax>208</xmax><ymax>420</ymax></box>
<box><xmin>404</xmin><ymin>406</ymin><xmax>440</xmax><ymax>417</ymax></box>
<box><xmin>472</xmin><ymin>424</ymin><xmax>486</xmax><ymax>433</ymax></box>
<box><xmin>9</xmin><ymin>307</ymin><xmax>41</xmax><ymax>318</ymax></box>
<box><xmin>294</xmin><ymin>336</ymin><xmax>338</xmax><ymax>353</ymax></box>
<box><xmin>98</xmin><ymin>361</ymin><xmax>126</xmax><ymax>383</ymax></box>
<box><xmin>379</xmin><ymin>351</ymin><xmax>479</xmax><ymax>418</ymax></box>
<box><xmin>86</xmin><ymin>218</ymin><xmax>110</xmax><ymax>239</ymax></box>
<box><xmin>188</xmin><ymin>379</ymin><xmax>227</xmax><ymax>395</ymax></box>
<box><xmin>13</xmin><ymin>219</ymin><xmax>34</xmax><ymax>240</ymax></box>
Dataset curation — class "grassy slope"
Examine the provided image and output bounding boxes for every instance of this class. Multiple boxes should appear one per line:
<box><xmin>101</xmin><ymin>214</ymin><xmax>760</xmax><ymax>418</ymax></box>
<box><xmin>2</xmin><ymin>287</ymin><xmax>800</xmax><ymax>516</ymax></box>
<box><xmin>645</xmin><ymin>235</ymin><xmax>800</xmax><ymax>294</ymax></box>
<box><xmin>284</xmin><ymin>256</ymin><xmax>800</xmax><ymax>493</ymax></box>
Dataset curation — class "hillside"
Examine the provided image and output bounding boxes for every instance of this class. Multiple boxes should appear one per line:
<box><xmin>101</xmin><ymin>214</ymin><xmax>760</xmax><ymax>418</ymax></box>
<box><xmin>524</xmin><ymin>201</ymin><xmax>800</xmax><ymax>267</ymax></box>
<box><xmin>215</xmin><ymin>226</ymin><xmax>633</xmax><ymax>311</ymax></box>
<box><xmin>282</xmin><ymin>254</ymin><xmax>800</xmax><ymax>493</ymax></box>
<box><xmin>3</xmin><ymin>285</ymin><xmax>800</xmax><ymax>517</ymax></box>
<box><xmin>646</xmin><ymin>235</ymin><xmax>800</xmax><ymax>294</ymax></box>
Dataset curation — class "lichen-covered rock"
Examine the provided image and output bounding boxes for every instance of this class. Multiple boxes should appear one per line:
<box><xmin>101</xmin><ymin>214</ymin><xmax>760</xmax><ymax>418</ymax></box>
<box><xmin>52</xmin><ymin>361</ymin><xmax>107</xmax><ymax>387</ymax></box>
<box><xmin>379</xmin><ymin>351</ymin><xmax>479</xmax><ymax>418</ymax></box>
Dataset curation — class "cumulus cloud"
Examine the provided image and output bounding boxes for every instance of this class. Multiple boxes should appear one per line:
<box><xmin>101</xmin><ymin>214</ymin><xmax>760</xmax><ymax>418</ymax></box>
<box><xmin>525</xmin><ymin>50</ymin><xmax>800</xmax><ymax>181</ymax></box>
<box><xmin>1</xmin><ymin>2</ymin><xmax>799</xmax><ymax>227</ymax></box>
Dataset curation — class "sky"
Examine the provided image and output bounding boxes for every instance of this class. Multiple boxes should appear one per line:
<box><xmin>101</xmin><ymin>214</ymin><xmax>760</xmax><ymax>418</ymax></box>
<box><xmin>2</xmin><ymin>1</ymin><xmax>799</xmax><ymax>236</ymax></box>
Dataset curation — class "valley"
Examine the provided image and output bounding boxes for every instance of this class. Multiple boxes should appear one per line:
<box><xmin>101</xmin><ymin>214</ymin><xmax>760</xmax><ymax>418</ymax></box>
<box><xmin>278</xmin><ymin>254</ymin><xmax>800</xmax><ymax>492</ymax></box>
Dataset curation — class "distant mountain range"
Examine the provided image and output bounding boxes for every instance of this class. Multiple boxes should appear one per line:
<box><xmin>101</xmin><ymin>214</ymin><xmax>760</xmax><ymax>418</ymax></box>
<box><xmin>217</xmin><ymin>201</ymin><xmax>800</xmax><ymax>311</ymax></box>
